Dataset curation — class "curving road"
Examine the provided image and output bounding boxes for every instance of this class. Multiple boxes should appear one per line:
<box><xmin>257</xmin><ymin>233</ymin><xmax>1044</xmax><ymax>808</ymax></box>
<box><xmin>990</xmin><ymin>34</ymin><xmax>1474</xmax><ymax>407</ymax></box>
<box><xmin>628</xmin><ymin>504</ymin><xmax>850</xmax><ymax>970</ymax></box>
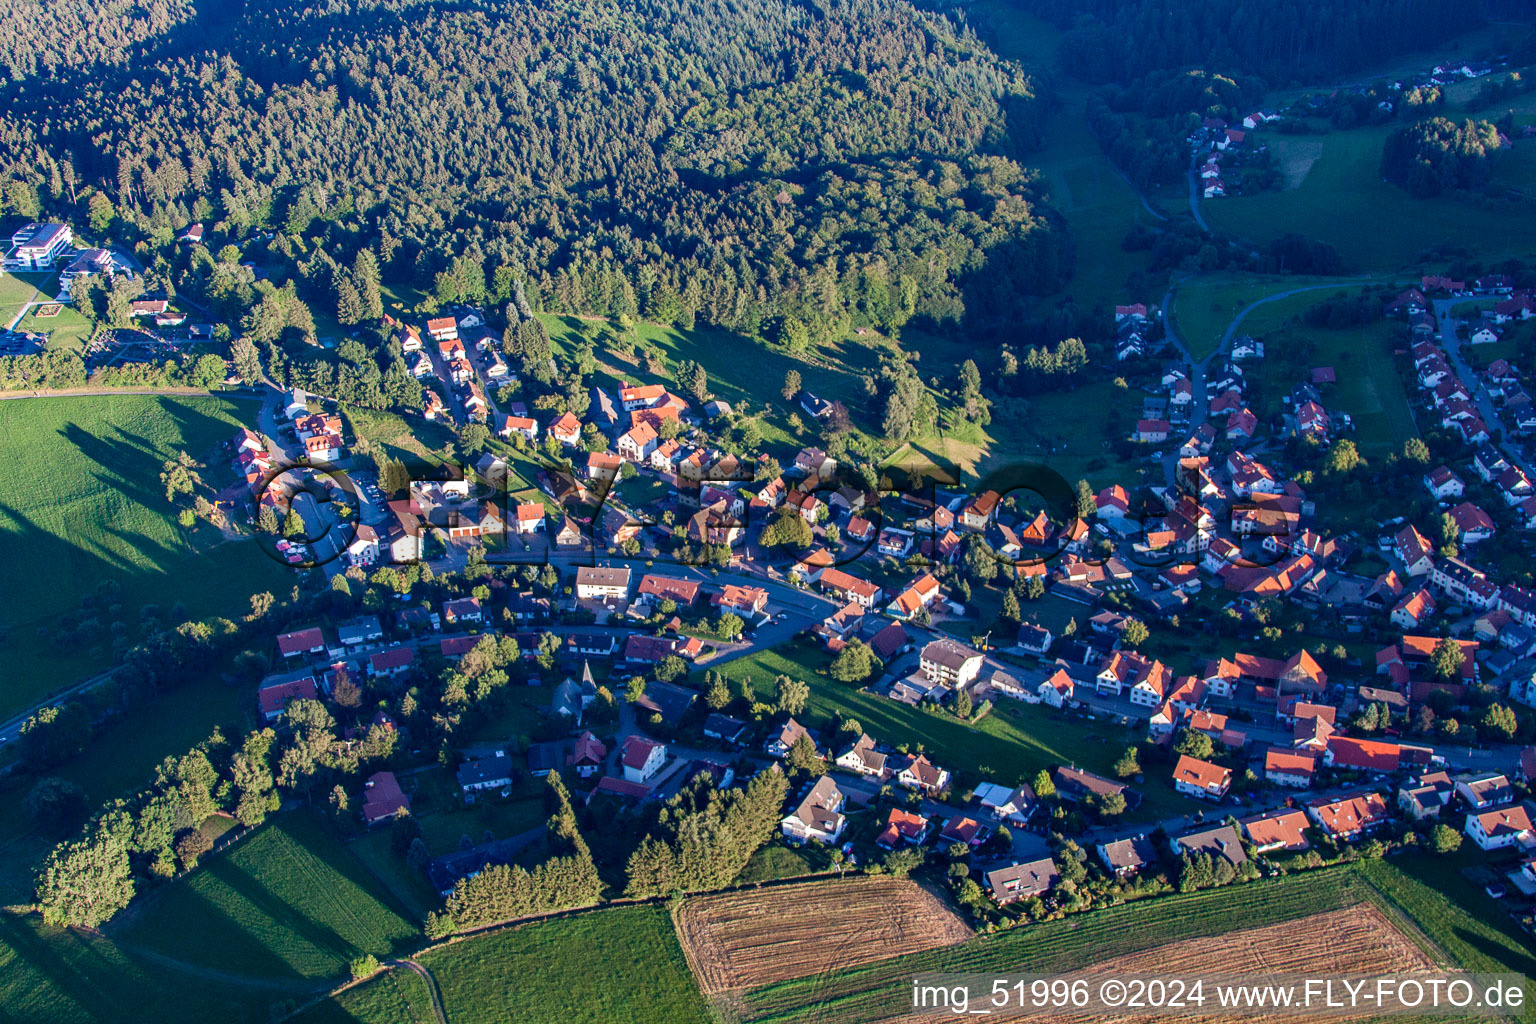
<box><xmin>1157</xmin><ymin>277</ymin><xmax>1385</xmax><ymax>487</ymax></box>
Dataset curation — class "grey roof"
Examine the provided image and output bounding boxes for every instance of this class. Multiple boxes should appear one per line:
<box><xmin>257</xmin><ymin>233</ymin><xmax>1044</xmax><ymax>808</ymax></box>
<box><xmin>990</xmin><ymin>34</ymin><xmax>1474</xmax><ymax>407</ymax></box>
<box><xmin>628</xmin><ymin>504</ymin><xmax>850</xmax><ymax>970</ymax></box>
<box><xmin>985</xmin><ymin>858</ymin><xmax>1059</xmax><ymax>899</ymax></box>
<box><xmin>456</xmin><ymin>752</ymin><xmax>514</xmax><ymax>788</ymax></box>
<box><xmin>337</xmin><ymin>616</ymin><xmax>383</xmax><ymax>645</ymax></box>
<box><xmin>1175</xmin><ymin>824</ymin><xmax>1247</xmax><ymax>866</ymax></box>
<box><xmin>788</xmin><ymin>776</ymin><xmax>844</xmax><ymax>833</ymax></box>
<box><xmin>1097</xmin><ymin>834</ymin><xmax>1156</xmax><ymax>874</ymax></box>
<box><xmin>921</xmin><ymin>637</ymin><xmax>981</xmax><ymax>671</ymax></box>
<box><xmin>551</xmin><ymin>678</ymin><xmax>583</xmax><ymax>717</ymax></box>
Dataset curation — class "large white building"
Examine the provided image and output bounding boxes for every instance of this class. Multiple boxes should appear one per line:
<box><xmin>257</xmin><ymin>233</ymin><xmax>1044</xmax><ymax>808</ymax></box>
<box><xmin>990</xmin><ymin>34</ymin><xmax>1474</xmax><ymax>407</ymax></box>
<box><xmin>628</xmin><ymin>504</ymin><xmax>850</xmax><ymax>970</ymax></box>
<box><xmin>4</xmin><ymin>223</ymin><xmax>72</xmax><ymax>270</ymax></box>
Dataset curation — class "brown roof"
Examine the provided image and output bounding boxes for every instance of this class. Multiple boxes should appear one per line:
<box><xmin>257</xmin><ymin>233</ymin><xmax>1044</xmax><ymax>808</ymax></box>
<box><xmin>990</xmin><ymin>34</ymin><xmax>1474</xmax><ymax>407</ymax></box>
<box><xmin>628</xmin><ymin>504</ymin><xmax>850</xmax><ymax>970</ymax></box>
<box><xmin>362</xmin><ymin>772</ymin><xmax>409</xmax><ymax>822</ymax></box>
<box><xmin>637</xmin><ymin>575</ymin><xmax>702</xmax><ymax>603</ymax></box>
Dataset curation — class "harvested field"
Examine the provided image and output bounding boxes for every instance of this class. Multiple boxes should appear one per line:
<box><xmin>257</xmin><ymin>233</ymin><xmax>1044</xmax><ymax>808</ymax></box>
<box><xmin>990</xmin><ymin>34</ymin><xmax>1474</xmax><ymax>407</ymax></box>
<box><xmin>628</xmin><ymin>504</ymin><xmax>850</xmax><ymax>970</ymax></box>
<box><xmin>897</xmin><ymin>904</ymin><xmax>1430</xmax><ymax>1023</ymax></box>
<box><xmin>674</xmin><ymin>877</ymin><xmax>972</xmax><ymax>995</ymax></box>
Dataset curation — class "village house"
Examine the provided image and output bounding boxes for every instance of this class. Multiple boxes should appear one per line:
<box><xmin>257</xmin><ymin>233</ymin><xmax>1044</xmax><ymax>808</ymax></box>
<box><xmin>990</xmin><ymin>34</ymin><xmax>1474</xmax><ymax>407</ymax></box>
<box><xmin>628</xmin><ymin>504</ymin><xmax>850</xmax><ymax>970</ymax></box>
<box><xmin>1465</xmin><ymin>806</ymin><xmax>1535</xmax><ymax>851</ymax></box>
<box><xmin>1171</xmin><ymin>824</ymin><xmax>1247</xmax><ymax>867</ymax></box>
<box><xmin>1172</xmin><ymin>755</ymin><xmax>1231</xmax><ymax>801</ymax></box>
<box><xmin>257</xmin><ymin>670</ymin><xmax>318</xmax><ymax>722</ymax></box>
<box><xmin>619</xmin><ymin>736</ymin><xmax>667</xmax><ymax>784</ymax></box>
<box><xmin>456</xmin><ymin>751</ymin><xmax>515</xmax><ymax>800</ymax></box>
<box><xmin>1038</xmin><ymin>668</ymin><xmax>1074</xmax><ymax>708</ymax></box>
<box><xmin>896</xmin><ymin>754</ymin><xmax>951</xmax><ymax>794</ymax></box>
<box><xmin>1454</xmin><ymin>772</ymin><xmax>1514</xmax><ymax>811</ymax></box>
<box><xmin>276</xmin><ymin>627</ymin><xmax>326</xmax><ymax>660</ymax></box>
<box><xmin>1241</xmin><ymin>809</ymin><xmax>1310</xmax><ymax>853</ymax></box>
<box><xmin>985</xmin><ymin>859</ymin><xmax>1060</xmax><ymax>905</ymax></box>
<box><xmin>361</xmin><ymin>772</ymin><xmax>410</xmax><ymax>825</ymax></box>
<box><xmin>818</xmin><ymin>568</ymin><xmax>882</xmax><ymax>609</ymax></box>
<box><xmin>1095</xmin><ymin>835</ymin><xmax>1156</xmax><ymax>879</ymax></box>
<box><xmin>834</xmin><ymin>734</ymin><xmax>888</xmax><ymax>776</ymax></box>
<box><xmin>919</xmin><ymin>637</ymin><xmax>983</xmax><ymax>690</ymax></box>
<box><xmin>877</xmin><ymin>808</ymin><xmax>930</xmax><ymax>847</ymax></box>
<box><xmin>368</xmin><ymin>645</ymin><xmax>414</xmax><ymax>679</ymax></box>
<box><xmin>766</xmin><ymin>718</ymin><xmax>815</xmax><ymax>758</ymax></box>
<box><xmin>574</xmin><ymin>565</ymin><xmax>632</xmax><ymax>602</ymax></box>
<box><xmin>1308</xmin><ymin>792</ymin><xmax>1390</xmax><ymax>841</ymax></box>
<box><xmin>975</xmin><ymin>781</ymin><xmax>1036</xmax><ymax>825</ymax></box>
<box><xmin>442</xmin><ymin>597</ymin><xmax>482</xmax><ymax>625</ymax></box>
<box><xmin>1053</xmin><ymin>766</ymin><xmax>1129</xmax><ymax>806</ymax></box>
<box><xmin>714</xmin><ymin>584</ymin><xmax>769</xmax><ymax>617</ymax></box>
<box><xmin>786</xmin><ymin>779</ymin><xmax>847</xmax><ymax>847</ymax></box>
<box><xmin>1264</xmin><ymin>749</ymin><xmax>1317</xmax><ymax>788</ymax></box>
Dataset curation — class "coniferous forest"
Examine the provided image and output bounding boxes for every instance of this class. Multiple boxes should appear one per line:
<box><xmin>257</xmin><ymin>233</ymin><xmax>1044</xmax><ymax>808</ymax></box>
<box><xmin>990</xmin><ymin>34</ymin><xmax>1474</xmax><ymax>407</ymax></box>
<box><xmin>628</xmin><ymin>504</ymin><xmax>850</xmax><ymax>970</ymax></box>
<box><xmin>0</xmin><ymin>0</ymin><xmax>1068</xmax><ymax>341</ymax></box>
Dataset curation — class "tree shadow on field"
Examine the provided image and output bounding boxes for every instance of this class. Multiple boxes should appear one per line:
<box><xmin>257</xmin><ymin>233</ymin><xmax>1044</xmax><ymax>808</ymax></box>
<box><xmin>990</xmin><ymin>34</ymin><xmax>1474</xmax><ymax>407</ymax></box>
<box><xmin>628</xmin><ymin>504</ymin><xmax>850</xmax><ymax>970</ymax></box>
<box><xmin>0</xmin><ymin>912</ymin><xmax>128</xmax><ymax>1022</ymax></box>
<box><xmin>201</xmin><ymin>858</ymin><xmax>357</xmax><ymax>973</ymax></box>
<box><xmin>1454</xmin><ymin>924</ymin><xmax>1536</xmax><ymax>979</ymax></box>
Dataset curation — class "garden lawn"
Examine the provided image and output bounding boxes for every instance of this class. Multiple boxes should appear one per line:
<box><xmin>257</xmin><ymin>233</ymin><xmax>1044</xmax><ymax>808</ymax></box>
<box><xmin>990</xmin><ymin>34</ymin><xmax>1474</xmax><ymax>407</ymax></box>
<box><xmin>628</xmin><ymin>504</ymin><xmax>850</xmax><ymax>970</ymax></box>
<box><xmin>422</xmin><ymin>904</ymin><xmax>711</xmax><ymax>1024</ymax></box>
<box><xmin>0</xmin><ymin>911</ymin><xmax>308</xmax><ymax>1024</ymax></box>
<box><xmin>0</xmin><ymin>394</ymin><xmax>296</xmax><ymax>716</ymax></box>
<box><xmin>738</xmin><ymin>864</ymin><xmax>1370</xmax><ymax>1022</ymax></box>
<box><xmin>705</xmin><ymin>640</ymin><xmax>1202</xmax><ymax>819</ymax></box>
<box><xmin>403</xmin><ymin>763</ymin><xmax>549</xmax><ymax>857</ymax></box>
<box><xmin>1204</xmin><ymin>122</ymin><xmax>1536</xmax><ymax>272</ymax></box>
<box><xmin>342</xmin><ymin>404</ymin><xmax>459</xmax><ymax>479</ymax></box>
<box><xmin>293</xmin><ymin>963</ymin><xmax>438</xmax><ymax>1024</ymax></box>
<box><xmin>15</xmin><ymin>300</ymin><xmax>93</xmax><ymax>351</ymax></box>
<box><xmin>1248</xmin><ymin>315</ymin><xmax>1418</xmax><ymax>457</ymax></box>
<box><xmin>112</xmin><ymin>811</ymin><xmax>420</xmax><ymax>982</ymax></box>
<box><xmin>882</xmin><ymin>370</ymin><xmax>1148</xmax><ymax>488</ymax></box>
<box><xmin>735</xmin><ymin>841</ymin><xmax>830</xmax><ymax>885</ymax></box>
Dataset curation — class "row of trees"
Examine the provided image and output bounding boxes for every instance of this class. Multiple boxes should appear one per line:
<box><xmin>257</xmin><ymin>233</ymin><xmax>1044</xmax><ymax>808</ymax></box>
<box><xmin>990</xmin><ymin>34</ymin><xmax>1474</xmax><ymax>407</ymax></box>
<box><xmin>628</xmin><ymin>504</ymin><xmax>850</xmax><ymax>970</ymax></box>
<box><xmin>623</xmin><ymin>769</ymin><xmax>789</xmax><ymax>898</ymax></box>
<box><xmin>427</xmin><ymin>772</ymin><xmax>601</xmax><ymax>936</ymax></box>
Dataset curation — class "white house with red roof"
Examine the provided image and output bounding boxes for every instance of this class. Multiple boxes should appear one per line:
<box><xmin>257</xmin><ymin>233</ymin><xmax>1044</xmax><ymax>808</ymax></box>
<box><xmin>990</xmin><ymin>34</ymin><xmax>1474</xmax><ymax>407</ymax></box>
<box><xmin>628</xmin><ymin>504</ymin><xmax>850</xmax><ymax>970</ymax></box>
<box><xmin>620</xmin><ymin>736</ymin><xmax>667</xmax><ymax>784</ymax></box>
<box><xmin>1172</xmin><ymin>755</ymin><xmax>1231</xmax><ymax>801</ymax></box>
<box><xmin>1038</xmin><ymin>668</ymin><xmax>1074</xmax><ymax>708</ymax></box>
<box><xmin>1465</xmin><ymin>806</ymin><xmax>1535</xmax><ymax>851</ymax></box>
<box><xmin>277</xmin><ymin>627</ymin><xmax>326</xmax><ymax>660</ymax></box>
<box><xmin>1449</xmin><ymin>502</ymin><xmax>1496</xmax><ymax>544</ymax></box>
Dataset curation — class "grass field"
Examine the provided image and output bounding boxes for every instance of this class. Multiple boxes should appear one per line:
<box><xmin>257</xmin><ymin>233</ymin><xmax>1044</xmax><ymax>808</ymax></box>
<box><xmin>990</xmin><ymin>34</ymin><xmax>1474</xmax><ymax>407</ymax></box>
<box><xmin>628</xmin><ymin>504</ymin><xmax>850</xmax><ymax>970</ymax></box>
<box><xmin>293</xmin><ymin>965</ymin><xmax>438</xmax><ymax>1024</ymax></box>
<box><xmin>1356</xmin><ymin>854</ymin><xmax>1536</xmax><ymax>1020</ymax></box>
<box><xmin>0</xmin><ymin>269</ymin><xmax>51</xmax><ymax>327</ymax></box>
<box><xmin>1204</xmin><ymin>123</ymin><xmax>1536</xmax><ymax>272</ymax></box>
<box><xmin>737</xmin><ymin>866</ymin><xmax>1373</xmax><ymax>1022</ymax></box>
<box><xmin>1170</xmin><ymin>273</ymin><xmax>1366</xmax><ymax>361</ymax></box>
<box><xmin>15</xmin><ymin>300</ymin><xmax>93</xmax><ymax>351</ymax></box>
<box><xmin>421</xmin><ymin>905</ymin><xmax>711</xmax><ymax>1024</ymax></box>
<box><xmin>0</xmin><ymin>911</ymin><xmax>309</xmax><ymax>1024</ymax></box>
<box><xmin>1252</xmin><ymin>316</ymin><xmax>1420</xmax><ymax>456</ymax></box>
<box><xmin>0</xmin><ymin>394</ymin><xmax>297</xmax><ymax>715</ymax></box>
<box><xmin>113</xmin><ymin>811</ymin><xmax>420</xmax><ymax>982</ymax></box>
<box><xmin>541</xmin><ymin>314</ymin><xmax>883</xmax><ymax>451</ymax></box>
<box><xmin>703</xmin><ymin>640</ymin><xmax>1202</xmax><ymax>819</ymax></box>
